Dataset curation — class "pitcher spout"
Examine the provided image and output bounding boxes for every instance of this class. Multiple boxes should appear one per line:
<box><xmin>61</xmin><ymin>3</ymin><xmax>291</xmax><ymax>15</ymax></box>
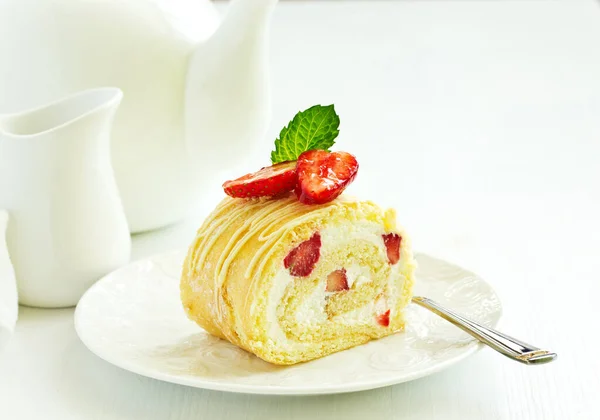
<box><xmin>184</xmin><ymin>0</ymin><xmax>279</xmax><ymax>177</ymax></box>
<box><xmin>0</xmin><ymin>88</ymin><xmax>123</xmax><ymax>140</ymax></box>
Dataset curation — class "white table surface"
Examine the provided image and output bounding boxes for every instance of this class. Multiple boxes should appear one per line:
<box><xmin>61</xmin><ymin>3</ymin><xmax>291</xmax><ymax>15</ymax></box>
<box><xmin>2</xmin><ymin>1</ymin><xmax>600</xmax><ymax>419</ymax></box>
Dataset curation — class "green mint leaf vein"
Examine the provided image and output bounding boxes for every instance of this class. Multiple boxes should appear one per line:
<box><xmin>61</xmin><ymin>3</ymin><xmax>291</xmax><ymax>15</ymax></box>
<box><xmin>271</xmin><ymin>104</ymin><xmax>340</xmax><ymax>163</ymax></box>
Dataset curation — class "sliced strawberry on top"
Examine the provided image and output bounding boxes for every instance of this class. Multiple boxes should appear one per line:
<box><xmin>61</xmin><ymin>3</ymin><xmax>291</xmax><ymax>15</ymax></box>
<box><xmin>223</xmin><ymin>161</ymin><xmax>297</xmax><ymax>199</ymax></box>
<box><xmin>376</xmin><ymin>309</ymin><xmax>391</xmax><ymax>327</ymax></box>
<box><xmin>383</xmin><ymin>233</ymin><xmax>401</xmax><ymax>265</ymax></box>
<box><xmin>284</xmin><ymin>232</ymin><xmax>322</xmax><ymax>277</ymax></box>
<box><xmin>295</xmin><ymin>150</ymin><xmax>359</xmax><ymax>205</ymax></box>
<box><xmin>326</xmin><ymin>269</ymin><xmax>349</xmax><ymax>292</ymax></box>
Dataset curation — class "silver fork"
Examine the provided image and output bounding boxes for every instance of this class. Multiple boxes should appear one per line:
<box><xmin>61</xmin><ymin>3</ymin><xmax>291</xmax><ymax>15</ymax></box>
<box><xmin>412</xmin><ymin>296</ymin><xmax>557</xmax><ymax>365</ymax></box>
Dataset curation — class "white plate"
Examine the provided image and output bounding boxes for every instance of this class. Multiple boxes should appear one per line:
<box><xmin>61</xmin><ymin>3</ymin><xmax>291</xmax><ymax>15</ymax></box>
<box><xmin>75</xmin><ymin>251</ymin><xmax>502</xmax><ymax>395</ymax></box>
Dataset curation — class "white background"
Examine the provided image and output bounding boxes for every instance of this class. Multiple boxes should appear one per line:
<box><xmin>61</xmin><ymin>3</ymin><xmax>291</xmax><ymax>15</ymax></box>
<box><xmin>1</xmin><ymin>0</ymin><xmax>600</xmax><ymax>419</ymax></box>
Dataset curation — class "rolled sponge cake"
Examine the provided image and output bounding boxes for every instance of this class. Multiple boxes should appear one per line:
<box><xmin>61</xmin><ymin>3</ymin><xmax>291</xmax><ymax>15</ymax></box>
<box><xmin>180</xmin><ymin>193</ymin><xmax>416</xmax><ymax>365</ymax></box>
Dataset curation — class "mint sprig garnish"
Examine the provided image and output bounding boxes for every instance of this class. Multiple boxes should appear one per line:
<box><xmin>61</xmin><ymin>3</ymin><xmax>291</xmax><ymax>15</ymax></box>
<box><xmin>271</xmin><ymin>105</ymin><xmax>340</xmax><ymax>164</ymax></box>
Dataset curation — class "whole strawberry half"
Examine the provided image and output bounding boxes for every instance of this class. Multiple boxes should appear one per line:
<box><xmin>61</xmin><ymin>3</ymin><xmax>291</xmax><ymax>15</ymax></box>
<box><xmin>326</xmin><ymin>268</ymin><xmax>349</xmax><ymax>292</ymax></box>
<box><xmin>382</xmin><ymin>233</ymin><xmax>402</xmax><ymax>265</ymax></box>
<box><xmin>284</xmin><ymin>232</ymin><xmax>322</xmax><ymax>277</ymax></box>
<box><xmin>295</xmin><ymin>150</ymin><xmax>359</xmax><ymax>205</ymax></box>
<box><xmin>222</xmin><ymin>161</ymin><xmax>297</xmax><ymax>198</ymax></box>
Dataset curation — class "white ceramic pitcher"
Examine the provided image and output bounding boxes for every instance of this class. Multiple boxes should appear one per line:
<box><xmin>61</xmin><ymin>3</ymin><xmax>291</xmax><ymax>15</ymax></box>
<box><xmin>0</xmin><ymin>88</ymin><xmax>131</xmax><ymax>308</ymax></box>
<box><xmin>0</xmin><ymin>0</ymin><xmax>279</xmax><ymax>233</ymax></box>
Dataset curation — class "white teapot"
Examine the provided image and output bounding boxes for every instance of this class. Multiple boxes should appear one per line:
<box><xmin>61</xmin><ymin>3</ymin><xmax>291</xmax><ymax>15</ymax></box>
<box><xmin>0</xmin><ymin>0</ymin><xmax>277</xmax><ymax>233</ymax></box>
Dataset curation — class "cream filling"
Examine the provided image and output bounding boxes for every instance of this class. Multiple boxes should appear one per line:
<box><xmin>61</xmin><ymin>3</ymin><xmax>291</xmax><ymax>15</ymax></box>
<box><xmin>295</xmin><ymin>283</ymin><xmax>329</xmax><ymax>325</ymax></box>
<box><xmin>266</xmin><ymin>269</ymin><xmax>295</xmax><ymax>343</ymax></box>
<box><xmin>345</xmin><ymin>263</ymin><xmax>373</xmax><ymax>289</ymax></box>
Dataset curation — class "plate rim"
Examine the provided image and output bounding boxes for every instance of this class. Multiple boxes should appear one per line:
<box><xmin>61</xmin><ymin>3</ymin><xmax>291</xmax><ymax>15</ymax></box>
<box><xmin>74</xmin><ymin>250</ymin><xmax>502</xmax><ymax>396</ymax></box>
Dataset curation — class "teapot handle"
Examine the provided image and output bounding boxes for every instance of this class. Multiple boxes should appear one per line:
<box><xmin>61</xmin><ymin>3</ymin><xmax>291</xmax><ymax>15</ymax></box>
<box><xmin>0</xmin><ymin>210</ymin><xmax>18</xmax><ymax>351</ymax></box>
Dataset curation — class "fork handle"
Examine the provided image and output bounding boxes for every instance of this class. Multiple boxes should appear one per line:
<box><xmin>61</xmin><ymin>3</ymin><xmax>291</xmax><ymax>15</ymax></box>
<box><xmin>412</xmin><ymin>296</ymin><xmax>556</xmax><ymax>365</ymax></box>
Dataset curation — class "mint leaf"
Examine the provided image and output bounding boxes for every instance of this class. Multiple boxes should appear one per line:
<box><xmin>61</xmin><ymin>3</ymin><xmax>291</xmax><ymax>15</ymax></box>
<box><xmin>271</xmin><ymin>105</ymin><xmax>340</xmax><ymax>163</ymax></box>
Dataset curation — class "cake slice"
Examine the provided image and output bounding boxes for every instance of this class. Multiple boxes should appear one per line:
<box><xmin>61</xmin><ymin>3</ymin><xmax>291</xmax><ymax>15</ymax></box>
<box><xmin>180</xmin><ymin>194</ymin><xmax>416</xmax><ymax>365</ymax></box>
